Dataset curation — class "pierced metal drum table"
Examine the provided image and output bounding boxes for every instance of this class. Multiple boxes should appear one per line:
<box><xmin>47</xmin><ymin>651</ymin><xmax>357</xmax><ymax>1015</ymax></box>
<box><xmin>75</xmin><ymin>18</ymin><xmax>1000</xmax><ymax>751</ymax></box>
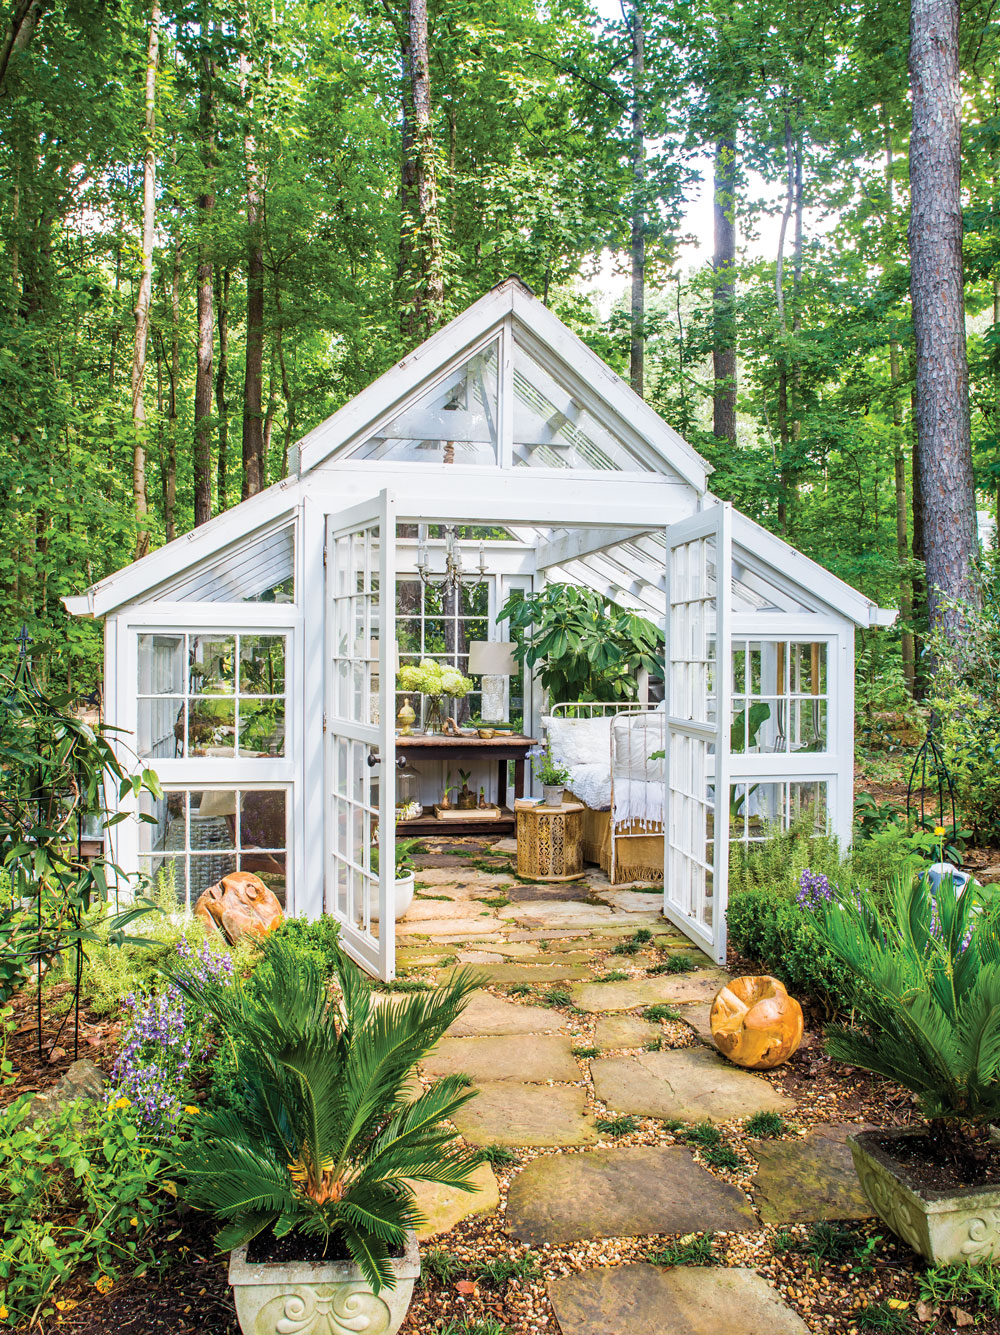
<box><xmin>515</xmin><ymin>799</ymin><xmax>585</xmax><ymax>882</ymax></box>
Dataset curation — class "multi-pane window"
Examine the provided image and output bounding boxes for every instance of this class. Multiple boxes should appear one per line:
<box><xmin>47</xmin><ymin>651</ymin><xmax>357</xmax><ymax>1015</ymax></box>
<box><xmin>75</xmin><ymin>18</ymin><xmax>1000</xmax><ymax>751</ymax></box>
<box><xmin>395</xmin><ymin>578</ymin><xmax>489</xmax><ymax>721</ymax></box>
<box><xmin>730</xmin><ymin>780</ymin><xmax>829</xmax><ymax>844</ymax></box>
<box><xmin>730</xmin><ymin>640</ymin><xmax>828</xmax><ymax>755</ymax></box>
<box><xmin>139</xmin><ymin>787</ymin><xmax>288</xmax><ymax>909</ymax></box>
<box><xmin>137</xmin><ymin>632</ymin><xmax>286</xmax><ymax>760</ymax></box>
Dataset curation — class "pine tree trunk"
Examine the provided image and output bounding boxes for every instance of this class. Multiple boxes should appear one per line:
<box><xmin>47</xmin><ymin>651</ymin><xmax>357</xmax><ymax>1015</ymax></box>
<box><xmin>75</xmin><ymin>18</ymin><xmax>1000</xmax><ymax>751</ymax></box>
<box><xmin>131</xmin><ymin>0</ymin><xmax>159</xmax><ymax>561</ymax></box>
<box><xmin>215</xmin><ymin>264</ymin><xmax>230</xmax><ymax>510</ymax></box>
<box><xmin>775</xmin><ymin>111</ymin><xmax>794</xmax><ymax>533</ymax></box>
<box><xmin>165</xmin><ymin>228</ymin><xmax>180</xmax><ymax>542</ymax></box>
<box><xmin>908</xmin><ymin>0</ymin><xmax>978</xmax><ymax>645</ymax></box>
<box><xmin>629</xmin><ymin>0</ymin><xmax>645</xmax><ymax>398</ymax></box>
<box><xmin>193</xmin><ymin>32</ymin><xmax>216</xmax><ymax>528</ymax></box>
<box><xmin>407</xmin><ymin>0</ymin><xmax>443</xmax><ymax>332</ymax></box>
<box><xmin>240</xmin><ymin>0</ymin><xmax>266</xmax><ymax>499</ymax></box>
<box><xmin>712</xmin><ymin>127</ymin><xmax>737</xmax><ymax>446</ymax></box>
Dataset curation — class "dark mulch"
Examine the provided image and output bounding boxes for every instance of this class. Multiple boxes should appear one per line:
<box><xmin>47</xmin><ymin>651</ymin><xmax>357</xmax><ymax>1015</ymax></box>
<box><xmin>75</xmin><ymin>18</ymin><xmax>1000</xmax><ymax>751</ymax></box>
<box><xmin>877</xmin><ymin>1129</ymin><xmax>1000</xmax><ymax>1194</ymax></box>
<box><xmin>3</xmin><ymin>981</ymin><xmax>118</xmax><ymax>1110</ymax></box>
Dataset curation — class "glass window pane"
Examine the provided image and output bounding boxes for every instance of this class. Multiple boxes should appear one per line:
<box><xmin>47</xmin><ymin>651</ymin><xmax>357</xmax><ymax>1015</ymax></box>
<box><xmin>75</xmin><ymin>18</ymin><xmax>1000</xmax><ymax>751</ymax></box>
<box><xmin>138</xmin><ymin>633</ymin><xmax>184</xmax><ymax>695</ymax></box>
<box><xmin>239</xmin><ymin>789</ymin><xmax>287</xmax><ymax>851</ymax></box>
<box><xmin>239</xmin><ymin>635</ymin><xmax>285</xmax><ymax>694</ymax></box>
<box><xmin>188</xmin><ymin>698</ymin><xmax>236</xmax><ymax>756</ymax></box>
<box><xmin>138</xmin><ymin>697</ymin><xmax>183</xmax><ymax>760</ymax></box>
<box><xmin>352</xmin><ymin>342</ymin><xmax>499</xmax><ymax>465</ymax></box>
<box><xmin>239</xmin><ymin>700</ymin><xmax>285</xmax><ymax>756</ymax></box>
<box><xmin>513</xmin><ymin>339</ymin><xmax>638</xmax><ymax>470</ymax></box>
<box><xmin>189</xmin><ymin>790</ymin><xmax>237</xmax><ymax>848</ymax></box>
<box><xmin>189</xmin><ymin>635</ymin><xmax>236</xmax><ymax>694</ymax></box>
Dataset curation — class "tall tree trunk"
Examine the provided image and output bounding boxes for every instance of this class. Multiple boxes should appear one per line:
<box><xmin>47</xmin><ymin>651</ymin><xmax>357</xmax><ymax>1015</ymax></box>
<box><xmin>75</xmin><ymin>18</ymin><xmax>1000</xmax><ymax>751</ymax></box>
<box><xmin>193</xmin><ymin>30</ymin><xmax>216</xmax><ymax>528</ymax></box>
<box><xmin>215</xmin><ymin>264</ymin><xmax>230</xmax><ymax>509</ymax></box>
<box><xmin>908</xmin><ymin>0</ymin><xmax>978</xmax><ymax>645</ymax></box>
<box><xmin>164</xmin><ymin>225</ymin><xmax>180</xmax><ymax>542</ymax></box>
<box><xmin>240</xmin><ymin>0</ymin><xmax>266</xmax><ymax>498</ymax></box>
<box><xmin>775</xmin><ymin>111</ymin><xmax>794</xmax><ymax>533</ymax></box>
<box><xmin>0</xmin><ymin>0</ymin><xmax>44</xmax><ymax>94</ymax></box>
<box><xmin>629</xmin><ymin>0</ymin><xmax>645</xmax><ymax>397</ymax></box>
<box><xmin>131</xmin><ymin>0</ymin><xmax>159</xmax><ymax>561</ymax></box>
<box><xmin>711</xmin><ymin>116</ymin><xmax>737</xmax><ymax>446</ymax></box>
<box><xmin>884</xmin><ymin>114</ymin><xmax>916</xmax><ymax>694</ymax></box>
<box><xmin>407</xmin><ymin>0</ymin><xmax>444</xmax><ymax>332</ymax></box>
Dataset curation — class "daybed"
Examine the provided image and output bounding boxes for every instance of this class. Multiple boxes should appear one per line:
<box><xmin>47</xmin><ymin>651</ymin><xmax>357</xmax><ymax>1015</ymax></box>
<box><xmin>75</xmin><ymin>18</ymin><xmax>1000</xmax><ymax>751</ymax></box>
<box><xmin>544</xmin><ymin>705</ymin><xmax>665</xmax><ymax>884</ymax></box>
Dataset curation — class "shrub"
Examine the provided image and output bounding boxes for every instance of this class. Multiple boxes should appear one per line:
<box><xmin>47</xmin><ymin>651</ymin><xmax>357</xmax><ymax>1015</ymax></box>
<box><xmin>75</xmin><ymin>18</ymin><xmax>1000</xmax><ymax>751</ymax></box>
<box><xmin>814</xmin><ymin>872</ymin><xmax>1000</xmax><ymax>1145</ymax></box>
<box><xmin>726</xmin><ymin>884</ymin><xmax>857</xmax><ymax>1016</ymax></box>
<box><xmin>266</xmin><ymin>912</ymin><xmax>342</xmax><ymax>977</ymax></box>
<box><xmin>169</xmin><ymin>937</ymin><xmax>483</xmax><ymax>1292</ymax></box>
<box><xmin>0</xmin><ymin>1094</ymin><xmax>181</xmax><ymax>1325</ymax></box>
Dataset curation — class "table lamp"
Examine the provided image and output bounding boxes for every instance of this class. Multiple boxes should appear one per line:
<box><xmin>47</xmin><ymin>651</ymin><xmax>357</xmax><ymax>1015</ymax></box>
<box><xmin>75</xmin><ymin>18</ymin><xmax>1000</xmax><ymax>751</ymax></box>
<box><xmin>468</xmin><ymin>640</ymin><xmax>517</xmax><ymax>723</ymax></box>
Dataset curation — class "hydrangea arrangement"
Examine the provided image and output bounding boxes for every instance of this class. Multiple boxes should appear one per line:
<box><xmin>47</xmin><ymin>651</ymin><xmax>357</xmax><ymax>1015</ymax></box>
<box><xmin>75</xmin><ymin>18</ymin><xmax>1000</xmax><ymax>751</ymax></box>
<box><xmin>397</xmin><ymin>658</ymin><xmax>473</xmax><ymax>699</ymax></box>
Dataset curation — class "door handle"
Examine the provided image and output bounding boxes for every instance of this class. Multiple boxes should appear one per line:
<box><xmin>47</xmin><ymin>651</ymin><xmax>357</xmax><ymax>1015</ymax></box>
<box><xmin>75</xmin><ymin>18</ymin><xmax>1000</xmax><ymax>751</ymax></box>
<box><xmin>367</xmin><ymin>751</ymin><xmax>381</xmax><ymax>768</ymax></box>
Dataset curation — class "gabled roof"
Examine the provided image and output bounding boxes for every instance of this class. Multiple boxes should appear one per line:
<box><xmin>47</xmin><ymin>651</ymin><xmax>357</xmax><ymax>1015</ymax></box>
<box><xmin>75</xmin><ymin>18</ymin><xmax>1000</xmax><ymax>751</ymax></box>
<box><xmin>294</xmin><ymin>278</ymin><xmax>713</xmax><ymax>490</ymax></box>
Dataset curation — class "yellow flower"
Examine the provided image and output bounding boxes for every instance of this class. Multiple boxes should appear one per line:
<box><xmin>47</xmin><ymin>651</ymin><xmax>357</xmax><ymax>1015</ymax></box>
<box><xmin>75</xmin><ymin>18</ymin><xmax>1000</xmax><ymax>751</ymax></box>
<box><xmin>183</xmin><ymin>1105</ymin><xmax>199</xmax><ymax>1115</ymax></box>
<box><xmin>0</xmin><ymin>1304</ymin><xmax>8</xmax><ymax>1320</ymax></box>
<box><xmin>129</xmin><ymin>1217</ymin><xmax>138</xmax><ymax>1228</ymax></box>
<box><xmin>94</xmin><ymin>1275</ymin><xmax>113</xmax><ymax>1295</ymax></box>
<box><xmin>114</xmin><ymin>1096</ymin><xmax>131</xmax><ymax>1110</ymax></box>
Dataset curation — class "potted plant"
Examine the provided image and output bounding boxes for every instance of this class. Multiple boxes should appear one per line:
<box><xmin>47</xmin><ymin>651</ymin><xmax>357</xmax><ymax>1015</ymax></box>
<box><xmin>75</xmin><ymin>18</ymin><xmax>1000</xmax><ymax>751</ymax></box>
<box><xmin>532</xmin><ymin>745</ymin><xmax>570</xmax><ymax>807</ymax></box>
<box><xmin>370</xmin><ymin>837</ymin><xmax>422</xmax><ymax>919</ymax></box>
<box><xmin>396</xmin><ymin>659</ymin><xmax>474</xmax><ymax>734</ymax></box>
<box><xmin>813</xmin><ymin>868</ymin><xmax>1000</xmax><ymax>1263</ymax></box>
<box><xmin>169</xmin><ymin>937</ymin><xmax>482</xmax><ymax>1335</ymax></box>
<box><xmin>457</xmin><ymin>769</ymin><xmax>476</xmax><ymax>810</ymax></box>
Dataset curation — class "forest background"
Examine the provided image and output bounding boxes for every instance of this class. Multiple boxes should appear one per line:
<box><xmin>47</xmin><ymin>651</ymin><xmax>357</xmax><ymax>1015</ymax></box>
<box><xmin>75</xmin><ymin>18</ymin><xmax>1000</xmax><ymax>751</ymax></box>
<box><xmin>1</xmin><ymin>0</ymin><xmax>997</xmax><ymax>707</ymax></box>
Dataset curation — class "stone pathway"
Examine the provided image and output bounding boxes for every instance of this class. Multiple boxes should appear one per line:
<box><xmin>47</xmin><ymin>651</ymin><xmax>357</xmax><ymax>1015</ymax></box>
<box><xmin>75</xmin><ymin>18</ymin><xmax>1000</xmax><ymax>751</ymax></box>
<box><xmin>398</xmin><ymin>836</ymin><xmax>863</xmax><ymax>1334</ymax></box>
<box><xmin>548</xmin><ymin>1265</ymin><xmax>810</xmax><ymax>1335</ymax></box>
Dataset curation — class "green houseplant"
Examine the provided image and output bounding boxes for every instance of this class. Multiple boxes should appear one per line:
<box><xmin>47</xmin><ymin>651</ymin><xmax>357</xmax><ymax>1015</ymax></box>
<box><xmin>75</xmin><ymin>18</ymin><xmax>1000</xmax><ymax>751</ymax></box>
<box><xmin>813</xmin><ymin>869</ymin><xmax>1000</xmax><ymax>1263</ymax></box>
<box><xmin>532</xmin><ymin>745</ymin><xmax>570</xmax><ymax>807</ymax></box>
<box><xmin>169</xmin><ymin>935</ymin><xmax>482</xmax><ymax>1334</ymax></box>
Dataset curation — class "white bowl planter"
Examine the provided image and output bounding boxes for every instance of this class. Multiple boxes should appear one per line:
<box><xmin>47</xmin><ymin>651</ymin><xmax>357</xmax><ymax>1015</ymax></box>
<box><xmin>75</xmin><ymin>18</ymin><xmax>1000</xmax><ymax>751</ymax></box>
<box><xmin>228</xmin><ymin>1231</ymin><xmax>420</xmax><ymax>1335</ymax></box>
<box><xmin>848</xmin><ymin>1129</ymin><xmax>1000</xmax><ymax>1264</ymax></box>
<box><xmin>371</xmin><ymin>871</ymin><xmax>416</xmax><ymax>922</ymax></box>
<box><xmin>542</xmin><ymin>784</ymin><xmax>564</xmax><ymax>807</ymax></box>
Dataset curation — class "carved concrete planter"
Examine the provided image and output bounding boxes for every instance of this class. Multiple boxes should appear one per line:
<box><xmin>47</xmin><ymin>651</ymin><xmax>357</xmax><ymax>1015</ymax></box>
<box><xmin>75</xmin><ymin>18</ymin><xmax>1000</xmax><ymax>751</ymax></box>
<box><xmin>228</xmin><ymin>1232</ymin><xmax>420</xmax><ymax>1335</ymax></box>
<box><xmin>848</xmin><ymin>1129</ymin><xmax>1000</xmax><ymax>1265</ymax></box>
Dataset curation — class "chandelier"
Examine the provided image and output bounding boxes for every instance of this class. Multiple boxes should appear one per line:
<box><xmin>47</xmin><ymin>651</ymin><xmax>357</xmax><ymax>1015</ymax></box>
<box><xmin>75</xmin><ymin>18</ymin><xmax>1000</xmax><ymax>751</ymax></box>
<box><xmin>416</xmin><ymin>526</ymin><xmax>488</xmax><ymax>597</ymax></box>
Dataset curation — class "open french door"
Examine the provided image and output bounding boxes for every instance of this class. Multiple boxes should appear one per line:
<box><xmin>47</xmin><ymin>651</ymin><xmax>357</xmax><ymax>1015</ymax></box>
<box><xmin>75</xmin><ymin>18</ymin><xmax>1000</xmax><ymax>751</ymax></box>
<box><xmin>663</xmin><ymin>502</ymin><xmax>732</xmax><ymax>966</ymax></box>
<box><xmin>324</xmin><ymin>490</ymin><xmax>397</xmax><ymax>980</ymax></box>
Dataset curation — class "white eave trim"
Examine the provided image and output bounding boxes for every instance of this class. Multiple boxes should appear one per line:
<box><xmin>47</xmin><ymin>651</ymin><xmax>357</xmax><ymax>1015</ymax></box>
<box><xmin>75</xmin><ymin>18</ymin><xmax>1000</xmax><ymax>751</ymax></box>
<box><xmin>729</xmin><ymin>506</ymin><xmax>897</xmax><ymax>629</ymax></box>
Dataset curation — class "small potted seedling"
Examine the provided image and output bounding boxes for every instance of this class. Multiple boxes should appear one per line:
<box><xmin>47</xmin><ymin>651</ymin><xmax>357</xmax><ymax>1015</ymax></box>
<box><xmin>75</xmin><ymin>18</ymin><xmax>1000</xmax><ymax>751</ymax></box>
<box><xmin>371</xmin><ymin>837</ymin><xmax>421</xmax><ymax>919</ymax></box>
<box><xmin>457</xmin><ymin>768</ymin><xmax>476</xmax><ymax>810</ymax></box>
<box><xmin>533</xmin><ymin>745</ymin><xmax>570</xmax><ymax>807</ymax></box>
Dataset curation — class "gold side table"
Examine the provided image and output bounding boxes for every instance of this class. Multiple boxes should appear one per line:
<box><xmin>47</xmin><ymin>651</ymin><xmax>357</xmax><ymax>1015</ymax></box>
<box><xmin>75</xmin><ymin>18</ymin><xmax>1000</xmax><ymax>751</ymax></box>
<box><xmin>515</xmin><ymin>799</ymin><xmax>585</xmax><ymax>882</ymax></box>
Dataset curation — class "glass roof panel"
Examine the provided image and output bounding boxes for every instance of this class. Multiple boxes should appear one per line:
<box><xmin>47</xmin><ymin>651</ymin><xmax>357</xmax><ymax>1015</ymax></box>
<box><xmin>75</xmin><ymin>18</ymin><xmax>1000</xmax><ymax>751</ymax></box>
<box><xmin>351</xmin><ymin>341</ymin><xmax>499</xmax><ymax>466</ymax></box>
<box><xmin>512</xmin><ymin>339</ymin><xmax>641</xmax><ymax>471</ymax></box>
<box><xmin>160</xmin><ymin>525</ymin><xmax>294</xmax><ymax>603</ymax></box>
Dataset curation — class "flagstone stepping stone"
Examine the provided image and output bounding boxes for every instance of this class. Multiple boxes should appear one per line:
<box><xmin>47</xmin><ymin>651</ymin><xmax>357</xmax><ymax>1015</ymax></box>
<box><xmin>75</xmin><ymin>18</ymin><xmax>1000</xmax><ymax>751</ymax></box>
<box><xmin>572</xmin><ymin>968</ymin><xmax>730</xmax><ymax>1013</ymax></box>
<box><xmin>452</xmin><ymin>1081</ymin><xmax>598</xmax><ymax>1147</ymax></box>
<box><xmin>404</xmin><ymin>899</ymin><xmax>489</xmax><ymax>921</ymax></box>
<box><xmin>448</xmin><ymin>991</ymin><xmax>566</xmax><ymax>1037</ymax></box>
<box><xmin>673</xmin><ymin>1001</ymin><xmax>714</xmax><ymax>1045</ymax></box>
<box><xmin>593</xmin><ymin>1013</ymin><xmax>662</xmax><ymax>1051</ymax></box>
<box><xmin>500</xmin><ymin>901</ymin><xmax>625</xmax><ymax>926</ymax></box>
<box><xmin>548</xmin><ymin>1264</ymin><xmax>809</xmax><ymax>1335</ymax></box>
<box><xmin>423</xmin><ymin>1034</ymin><xmax>579</xmax><ymax>1083</ymax></box>
<box><xmin>506</xmin><ymin>1145</ymin><xmax>754</xmax><ymax>1244</ymax></box>
<box><xmin>456</xmin><ymin>950</ymin><xmax>506</xmax><ymax>963</ymax></box>
<box><xmin>410</xmin><ymin>1161</ymin><xmax>499</xmax><ymax>1239</ymax></box>
<box><xmin>593</xmin><ymin>1047</ymin><xmax>794</xmax><ymax>1123</ymax></box>
<box><xmin>750</xmin><ymin>1124</ymin><xmax>875</xmax><ymax>1223</ymax></box>
<box><xmin>433</xmin><ymin>962</ymin><xmax>592</xmax><ymax>986</ymax></box>
<box><xmin>399</xmin><ymin>916</ymin><xmax>500</xmax><ymax>936</ymax></box>
<box><xmin>597</xmin><ymin>890</ymin><xmax>668</xmax><ymax>913</ymax></box>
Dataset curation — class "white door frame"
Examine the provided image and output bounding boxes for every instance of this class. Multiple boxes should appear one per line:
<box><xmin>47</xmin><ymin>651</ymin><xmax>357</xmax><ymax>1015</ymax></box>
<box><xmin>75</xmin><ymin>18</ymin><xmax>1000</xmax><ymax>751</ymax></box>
<box><xmin>324</xmin><ymin>490</ymin><xmax>396</xmax><ymax>980</ymax></box>
<box><xmin>663</xmin><ymin>502</ymin><xmax>732</xmax><ymax>965</ymax></box>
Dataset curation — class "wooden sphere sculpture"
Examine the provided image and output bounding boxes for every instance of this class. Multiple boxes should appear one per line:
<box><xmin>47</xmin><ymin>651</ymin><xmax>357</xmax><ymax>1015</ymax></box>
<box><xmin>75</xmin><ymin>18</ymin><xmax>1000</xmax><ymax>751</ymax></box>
<box><xmin>195</xmin><ymin>870</ymin><xmax>283</xmax><ymax>946</ymax></box>
<box><xmin>710</xmin><ymin>974</ymin><xmax>804</xmax><ymax>1070</ymax></box>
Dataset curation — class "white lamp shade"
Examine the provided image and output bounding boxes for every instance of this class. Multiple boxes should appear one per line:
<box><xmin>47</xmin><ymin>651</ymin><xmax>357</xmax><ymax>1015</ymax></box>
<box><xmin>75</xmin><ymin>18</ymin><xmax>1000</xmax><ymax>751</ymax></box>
<box><xmin>468</xmin><ymin>640</ymin><xmax>517</xmax><ymax>675</ymax></box>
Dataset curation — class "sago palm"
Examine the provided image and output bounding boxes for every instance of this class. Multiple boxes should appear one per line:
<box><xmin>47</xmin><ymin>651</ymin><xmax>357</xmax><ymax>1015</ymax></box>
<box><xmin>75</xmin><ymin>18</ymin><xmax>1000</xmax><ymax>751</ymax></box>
<box><xmin>815</xmin><ymin>872</ymin><xmax>1000</xmax><ymax>1133</ymax></box>
<box><xmin>168</xmin><ymin>935</ymin><xmax>482</xmax><ymax>1292</ymax></box>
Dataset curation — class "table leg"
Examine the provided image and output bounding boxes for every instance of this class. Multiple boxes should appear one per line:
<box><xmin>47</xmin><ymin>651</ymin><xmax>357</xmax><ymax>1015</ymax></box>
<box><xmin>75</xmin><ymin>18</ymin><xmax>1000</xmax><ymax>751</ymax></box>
<box><xmin>497</xmin><ymin>759</ymin><xmax>508</xmax><ymax>810</ymax></box>
<box><xmin>514</xmin><ymin>757</ymin><xmax>525</xmax><ymax>800</ymax></box>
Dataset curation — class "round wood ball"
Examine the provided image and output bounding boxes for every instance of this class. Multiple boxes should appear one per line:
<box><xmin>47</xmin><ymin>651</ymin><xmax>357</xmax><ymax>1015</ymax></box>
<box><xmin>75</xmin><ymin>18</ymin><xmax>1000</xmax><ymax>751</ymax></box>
<box><xmin>710</xmin><ymin>974</ymin><xmax>804</xmax><ymax>1070</ymax></box>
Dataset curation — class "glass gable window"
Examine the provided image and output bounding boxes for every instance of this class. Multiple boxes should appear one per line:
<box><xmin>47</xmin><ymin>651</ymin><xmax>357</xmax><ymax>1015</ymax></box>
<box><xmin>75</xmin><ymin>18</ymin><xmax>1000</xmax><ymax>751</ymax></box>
<box><xmin>513</xmin><ymin>340</ymin><xmax>639</xmax><ymax>471</ymax></box>
<box><xmin>139</xmin><ymin>787</ymin><xmax>287</xmax><ymax>908</ymax></box>
<box><xmin>730</xmin><ymin>640</ymin><xmax>828</xmax><ymax>755</ymax></box>
<box><xmin>137</xmin><ymin>632</ymin><xmax>286</xmax><ymax>759</ymax></box>
<box><xmin>160</xmin><ymin>525</ymin><xmax>294</xmax><ymax>603</ymax></box>
<box><xmin>351</xmin><ymin>342</ymin><xmax>499</xmax><ymax>465</ymax></box>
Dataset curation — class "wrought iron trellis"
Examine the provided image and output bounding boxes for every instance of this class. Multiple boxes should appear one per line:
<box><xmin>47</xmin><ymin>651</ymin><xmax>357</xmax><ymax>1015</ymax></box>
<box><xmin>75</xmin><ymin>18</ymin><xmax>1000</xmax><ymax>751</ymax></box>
<box><xmin>905</xmin><ymin>714</ymin><xmax>958</xmax><ymax>843</ymax></box>
<box><xmin>0</xmin><ymin>625</ymin><xmax>89</xmax><ymax>1061</ymax></box>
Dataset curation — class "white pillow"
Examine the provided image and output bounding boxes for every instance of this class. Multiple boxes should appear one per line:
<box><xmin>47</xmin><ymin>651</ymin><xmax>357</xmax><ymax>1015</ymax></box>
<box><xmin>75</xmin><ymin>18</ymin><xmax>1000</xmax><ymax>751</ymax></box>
<box><xmin>612</xmin><ymin>714</ymin><xmax>665</xmax><ymax>780</ymax></box>
<box><xmin>543</xmin><ymin>714</ymin><xmax>613</xmax><ymax>767</ymax></box>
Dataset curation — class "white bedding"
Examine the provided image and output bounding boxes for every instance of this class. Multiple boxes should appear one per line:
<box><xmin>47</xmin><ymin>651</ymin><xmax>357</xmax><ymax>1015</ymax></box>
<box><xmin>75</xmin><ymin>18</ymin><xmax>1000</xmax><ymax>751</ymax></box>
<box><xmin>544</xmin><ymin>711</ymin><xmax>665</xmax><ymax>825</ymax></box>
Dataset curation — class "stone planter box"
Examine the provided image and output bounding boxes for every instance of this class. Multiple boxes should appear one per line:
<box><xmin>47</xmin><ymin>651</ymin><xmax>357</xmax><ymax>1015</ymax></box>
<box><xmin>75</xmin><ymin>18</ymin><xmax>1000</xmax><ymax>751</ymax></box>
<box><xmin>228</xmin><ymin>1231</ymin><xmax>420</xmax><ymax>1335</ymax></box>
<box><xmin>848</xmin><ymin>1128</ymin><xmax>1000</xmax><ymax>1264</ymax></box>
